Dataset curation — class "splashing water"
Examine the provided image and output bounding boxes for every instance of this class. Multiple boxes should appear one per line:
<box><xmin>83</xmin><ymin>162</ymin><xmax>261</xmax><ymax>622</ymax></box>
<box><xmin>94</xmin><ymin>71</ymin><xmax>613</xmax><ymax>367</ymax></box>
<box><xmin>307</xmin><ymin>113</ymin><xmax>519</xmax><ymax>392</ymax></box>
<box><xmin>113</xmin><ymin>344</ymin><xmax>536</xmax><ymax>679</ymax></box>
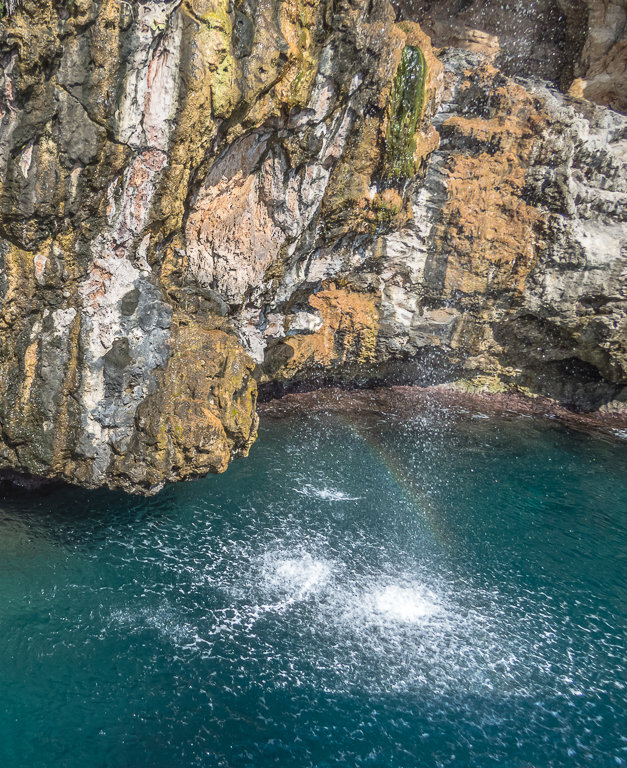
<box><xmin>261</xmin><ymin>551</ymin><xmax>333</xmax><ymax>600</ymax></box>
<box><xmin>367</xmin><ymin>583</ymin><xmax>442</xmax><ymax>623</ymax></box>
<box><xmin>294</xmin><ymin>483</ymin><xmax>363</xmax><ymax>501</ymax></box>
<box><xmin>0</xmin><ymin>405</ymin><xmax>625</xmax><ymax>768</ymax></box>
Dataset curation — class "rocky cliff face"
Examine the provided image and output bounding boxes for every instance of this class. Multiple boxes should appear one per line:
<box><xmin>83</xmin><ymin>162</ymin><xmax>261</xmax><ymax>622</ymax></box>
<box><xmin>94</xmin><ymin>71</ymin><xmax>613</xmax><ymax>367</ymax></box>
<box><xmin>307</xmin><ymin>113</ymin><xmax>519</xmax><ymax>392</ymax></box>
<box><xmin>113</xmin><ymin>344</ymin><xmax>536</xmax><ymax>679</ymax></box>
<box><xmin>0</xmin><ymin>0</ymin><xmax>625</xmax><ymax>493</ymax></box>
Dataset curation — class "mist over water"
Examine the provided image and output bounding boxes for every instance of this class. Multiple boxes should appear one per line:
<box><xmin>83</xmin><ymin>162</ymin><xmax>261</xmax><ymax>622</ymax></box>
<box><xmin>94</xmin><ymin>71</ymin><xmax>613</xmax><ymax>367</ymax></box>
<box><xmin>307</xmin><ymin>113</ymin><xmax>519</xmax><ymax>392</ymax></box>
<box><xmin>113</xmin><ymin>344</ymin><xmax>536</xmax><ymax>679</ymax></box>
<box><xmin>0</xmin><ymin>406</ymin><xmax>625</xmax><ymax>767</ymax></box>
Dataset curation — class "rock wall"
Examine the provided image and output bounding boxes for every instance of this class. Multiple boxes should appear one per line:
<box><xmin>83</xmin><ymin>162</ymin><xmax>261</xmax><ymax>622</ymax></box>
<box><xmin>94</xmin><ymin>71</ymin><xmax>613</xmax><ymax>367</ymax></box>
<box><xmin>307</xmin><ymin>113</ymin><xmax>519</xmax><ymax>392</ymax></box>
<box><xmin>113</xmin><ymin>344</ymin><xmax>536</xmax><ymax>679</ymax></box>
<box><xmin>392</xmin><ymin>0</ymin><xmax>627</xmax><ymax>112</ymax></box>
<box><xmin>0</xmin><ymin>0</ymin><xmax>625</xmax><ymax>492</ymax></box>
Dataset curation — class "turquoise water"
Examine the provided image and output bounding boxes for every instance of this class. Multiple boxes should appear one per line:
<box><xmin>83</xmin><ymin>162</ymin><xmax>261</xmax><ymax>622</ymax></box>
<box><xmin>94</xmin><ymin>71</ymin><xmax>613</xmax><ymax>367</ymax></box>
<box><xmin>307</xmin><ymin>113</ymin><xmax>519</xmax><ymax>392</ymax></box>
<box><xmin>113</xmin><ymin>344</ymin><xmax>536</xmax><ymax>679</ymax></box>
<box><xmin>0</xmin><ymin>406</ymin><xmax>625</xmax><ymax>768</ymax></box>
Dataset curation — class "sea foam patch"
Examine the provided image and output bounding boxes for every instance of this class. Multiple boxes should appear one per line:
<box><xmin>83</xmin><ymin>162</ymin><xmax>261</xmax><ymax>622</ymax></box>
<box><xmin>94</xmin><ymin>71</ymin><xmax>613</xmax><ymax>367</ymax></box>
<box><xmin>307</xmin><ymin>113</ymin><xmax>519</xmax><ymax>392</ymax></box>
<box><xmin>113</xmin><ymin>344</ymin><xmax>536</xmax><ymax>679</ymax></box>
<box><xmin>294</xmin><ymin>484</ymin><xmax>362</xmax><ymax>501</ymax></box>
<box><xmin>367</xmin><ymin>583</ymin><xmax>443</xmax><ymax>623</ymax></box>
<box><xmin>261</xmin><ymin>551</ymin><xmax>334</xmax><ymax>600</ymax></box>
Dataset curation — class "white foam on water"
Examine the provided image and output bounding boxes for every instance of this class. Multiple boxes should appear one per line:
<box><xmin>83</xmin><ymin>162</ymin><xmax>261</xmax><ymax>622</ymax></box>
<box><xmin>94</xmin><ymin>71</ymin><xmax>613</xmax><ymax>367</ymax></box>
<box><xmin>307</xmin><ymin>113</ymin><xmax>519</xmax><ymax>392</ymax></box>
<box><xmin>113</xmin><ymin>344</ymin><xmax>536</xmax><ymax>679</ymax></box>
<box><xmin>366</xmin><ymin>583</ymin><xmax>443</xmax><ymax>623</ymax></box>
<box><xmin>294</xmin><ymin>484</ymin><xmax>362</xmax><ymax>501</ymax></box>
<box><xmin>261</xmin><ymin>551</ymin><xmax>333</xmax><ymax>600</ymax></box>
<box><xmin>106</xmin><ymin>536</ymin><xmax>538</xmax><ymax>702</ymax></box>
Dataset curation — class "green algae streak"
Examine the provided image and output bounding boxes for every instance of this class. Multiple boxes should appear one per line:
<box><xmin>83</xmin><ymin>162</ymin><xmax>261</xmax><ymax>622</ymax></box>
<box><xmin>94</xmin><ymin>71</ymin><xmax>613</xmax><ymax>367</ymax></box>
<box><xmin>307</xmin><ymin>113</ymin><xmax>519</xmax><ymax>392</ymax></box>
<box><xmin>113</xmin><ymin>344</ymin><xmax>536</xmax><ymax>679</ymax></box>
<box><xmin>384</xmin><ymin>45</ymin><xmax>427</xmax><ymax>182</ymax></box>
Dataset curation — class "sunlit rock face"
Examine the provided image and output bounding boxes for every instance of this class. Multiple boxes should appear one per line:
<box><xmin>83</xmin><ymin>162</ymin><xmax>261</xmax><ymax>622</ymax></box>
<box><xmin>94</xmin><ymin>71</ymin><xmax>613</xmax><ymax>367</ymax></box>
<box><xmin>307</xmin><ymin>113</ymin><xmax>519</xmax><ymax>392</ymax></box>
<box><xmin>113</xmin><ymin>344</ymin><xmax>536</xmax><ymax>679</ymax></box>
<box><xmin>0</xmin><ymin>0</ymin><xmax>625</xmax><ymax>492</ymax></box>
<box><xmin>0</xmin><ymin>0</ymin><xmax>410</xmax><ymax>492</ymax></box>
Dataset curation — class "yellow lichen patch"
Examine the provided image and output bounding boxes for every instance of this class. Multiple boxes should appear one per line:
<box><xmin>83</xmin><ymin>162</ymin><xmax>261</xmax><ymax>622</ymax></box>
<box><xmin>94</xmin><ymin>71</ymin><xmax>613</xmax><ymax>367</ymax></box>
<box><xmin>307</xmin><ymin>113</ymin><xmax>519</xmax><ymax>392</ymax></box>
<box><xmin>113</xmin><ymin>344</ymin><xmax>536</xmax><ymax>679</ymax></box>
<box><xmin>450</xmin><ymin>375</ymin><xmax>510</xmax><ymax>396</ymax></box>
<box><xmin>0</xmin><ymin>242</ymin><xmax>38</xmax><ymax>332</ymax></box>
<box><xmin>195</xmin><ymin>0</ymin><xmax>237</xmax><ymax>118</ymax></box>
<box><xmin>113</xmin><ymin>318</ymin><xmax>258</xmax><ymax>491</ymax></box>
<box><xmin>269</xmin><ymin>286</ymin><xmax>381</xmax><ymax>382</ymax></box>
<box><xmin>19</xmin><ymin>338</ymin><xmax>39</xmax><ymax>408</ymax></box>
<box><xmin>273</xmin><ymin>0</ymin><xmax>320</xmax><ymax>108</ymax></box>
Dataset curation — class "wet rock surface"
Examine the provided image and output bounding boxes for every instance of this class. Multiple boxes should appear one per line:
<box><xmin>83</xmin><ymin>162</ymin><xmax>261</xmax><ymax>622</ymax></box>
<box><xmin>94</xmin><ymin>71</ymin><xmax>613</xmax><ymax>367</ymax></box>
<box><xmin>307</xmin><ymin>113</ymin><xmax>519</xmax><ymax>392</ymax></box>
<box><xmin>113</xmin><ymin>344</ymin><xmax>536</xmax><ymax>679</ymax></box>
<box><xmin>392</xmin><ymin>0</ymin><xmax>627</xmax><ymax>113</ymax></box>
<box><xmin>0</xmin><ymin>0</ymin><xmax>625</xmax><ymax>492</ymax></box>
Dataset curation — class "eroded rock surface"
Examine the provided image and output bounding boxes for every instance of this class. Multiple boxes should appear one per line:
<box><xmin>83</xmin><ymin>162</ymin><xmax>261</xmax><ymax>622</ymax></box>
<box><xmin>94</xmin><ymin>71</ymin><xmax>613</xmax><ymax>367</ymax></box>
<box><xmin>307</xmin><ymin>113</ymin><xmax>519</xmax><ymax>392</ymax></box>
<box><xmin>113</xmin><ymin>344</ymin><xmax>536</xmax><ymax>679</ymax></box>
<box><xmin>0</xmin><ymin>0</ymin><xmax>625</xmax><ymax>492</ymax></box>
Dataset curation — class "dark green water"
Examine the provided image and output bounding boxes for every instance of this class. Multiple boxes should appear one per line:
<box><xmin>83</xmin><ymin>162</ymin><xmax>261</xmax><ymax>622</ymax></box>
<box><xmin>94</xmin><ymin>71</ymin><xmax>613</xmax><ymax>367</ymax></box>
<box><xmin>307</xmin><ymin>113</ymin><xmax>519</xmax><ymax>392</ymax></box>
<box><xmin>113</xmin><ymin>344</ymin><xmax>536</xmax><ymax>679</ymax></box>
<box><xmin>1</xmin><ymin>407</ymin><xmax>625</xmax><ymax>768</ymax></box>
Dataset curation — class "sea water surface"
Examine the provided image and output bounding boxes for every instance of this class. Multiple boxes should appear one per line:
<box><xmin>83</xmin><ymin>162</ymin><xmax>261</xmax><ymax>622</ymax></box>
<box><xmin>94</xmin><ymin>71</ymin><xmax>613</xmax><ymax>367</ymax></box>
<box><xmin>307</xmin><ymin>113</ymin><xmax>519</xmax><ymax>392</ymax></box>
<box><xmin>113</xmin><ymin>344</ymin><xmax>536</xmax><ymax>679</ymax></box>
<box><xmin>0</xmin><ymin>403</ymin><xmax>625</xmax><ymax>768</ymax></box>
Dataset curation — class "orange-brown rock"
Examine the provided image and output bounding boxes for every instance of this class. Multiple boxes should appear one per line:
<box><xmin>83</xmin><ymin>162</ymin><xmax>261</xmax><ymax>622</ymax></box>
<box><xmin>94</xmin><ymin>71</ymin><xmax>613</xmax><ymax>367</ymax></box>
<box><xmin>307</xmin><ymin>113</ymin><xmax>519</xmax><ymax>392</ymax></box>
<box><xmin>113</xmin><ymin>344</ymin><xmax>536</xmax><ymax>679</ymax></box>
<box><xmin>263</xmin><ymin>286</ymin><xmax>380</xmax><ymax>383</ymax></box>
<box><xmin>434</xmin><ymin>67</ymin><xmax>547</xmax><ymax>298</ymax></box>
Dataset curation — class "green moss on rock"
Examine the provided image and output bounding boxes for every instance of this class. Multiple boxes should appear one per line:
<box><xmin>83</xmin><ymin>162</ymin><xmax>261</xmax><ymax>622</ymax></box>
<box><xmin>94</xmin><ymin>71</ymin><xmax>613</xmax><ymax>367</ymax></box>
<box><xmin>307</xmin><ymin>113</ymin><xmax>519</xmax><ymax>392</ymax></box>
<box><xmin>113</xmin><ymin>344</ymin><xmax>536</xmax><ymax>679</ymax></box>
<box><xmin>384</xmin><ymin>45</ymin><xmax>427</xmax><ymax>182</ymax></box>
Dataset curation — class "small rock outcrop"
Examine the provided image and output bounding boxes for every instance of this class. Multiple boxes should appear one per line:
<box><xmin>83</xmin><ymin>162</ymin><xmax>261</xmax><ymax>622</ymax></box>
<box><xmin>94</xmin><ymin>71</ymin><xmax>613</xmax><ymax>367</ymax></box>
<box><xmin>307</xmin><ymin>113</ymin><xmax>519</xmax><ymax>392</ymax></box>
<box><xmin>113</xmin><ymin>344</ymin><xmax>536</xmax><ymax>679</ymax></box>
<box><xmin>0</xmin><ymin>0</ymin><xmax>625</xmax><ymax>492</ymax></box>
